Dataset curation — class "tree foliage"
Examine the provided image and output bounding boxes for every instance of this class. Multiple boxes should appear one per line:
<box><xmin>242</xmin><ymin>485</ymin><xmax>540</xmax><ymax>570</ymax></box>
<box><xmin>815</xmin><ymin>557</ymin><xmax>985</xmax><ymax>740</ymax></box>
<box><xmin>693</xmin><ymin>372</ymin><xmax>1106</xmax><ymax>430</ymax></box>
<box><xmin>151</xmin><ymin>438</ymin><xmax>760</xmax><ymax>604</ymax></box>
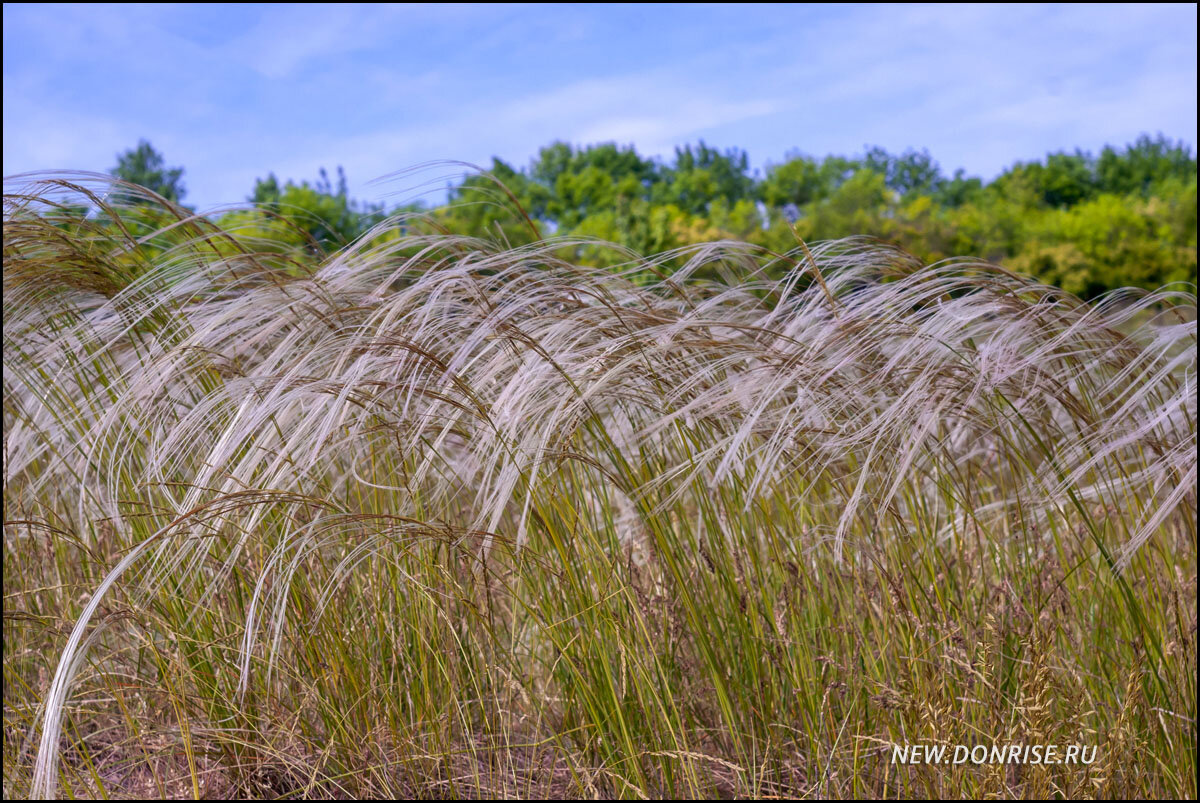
<box><xmin>110</xmin><ymin>139</ymin><xmax>187</xmax><ymax>205</ymax></box>
<box><xmin>220</xmin><ymin>166</ymin><xmax>388</xmax><ymax>254</ymax></box>
<box><xmin>102</xmin><ymin>134</ymin><xmax>1197</xmax><ymax>297</ymax></box>
<box><xmin>429</xmin><ymin>133</ymin><xmax>1196</xmax><ymax>296</ymax></box>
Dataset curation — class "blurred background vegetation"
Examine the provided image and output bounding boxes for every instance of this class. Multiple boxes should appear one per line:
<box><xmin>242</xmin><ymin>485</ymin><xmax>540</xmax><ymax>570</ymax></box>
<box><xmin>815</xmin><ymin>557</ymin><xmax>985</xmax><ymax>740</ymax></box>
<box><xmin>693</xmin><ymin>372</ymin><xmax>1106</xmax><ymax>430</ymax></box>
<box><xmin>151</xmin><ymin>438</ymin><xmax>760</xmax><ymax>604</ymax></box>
<box><xmin>107</xmin><ymin>133</ymin><xmax>1196</xmax><ymax>298</ymax></box>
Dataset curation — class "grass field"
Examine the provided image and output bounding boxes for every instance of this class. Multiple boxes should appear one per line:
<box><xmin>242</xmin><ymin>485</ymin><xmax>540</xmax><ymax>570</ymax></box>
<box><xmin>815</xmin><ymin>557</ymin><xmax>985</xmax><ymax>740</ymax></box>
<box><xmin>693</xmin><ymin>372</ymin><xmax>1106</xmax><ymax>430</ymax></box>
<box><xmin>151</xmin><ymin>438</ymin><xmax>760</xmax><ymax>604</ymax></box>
<box><xmin>3</xmin><ymin>177</ymin><xmax>1196</xmax><ymax>799</ymax></box>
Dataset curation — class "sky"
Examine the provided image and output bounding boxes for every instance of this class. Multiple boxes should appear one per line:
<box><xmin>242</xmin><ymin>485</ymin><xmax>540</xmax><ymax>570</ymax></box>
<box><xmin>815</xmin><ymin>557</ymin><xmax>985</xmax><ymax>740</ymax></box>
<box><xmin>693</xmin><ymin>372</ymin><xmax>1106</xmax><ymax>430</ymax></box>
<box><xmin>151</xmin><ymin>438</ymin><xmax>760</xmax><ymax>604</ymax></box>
<box><xmin>3</xmin><ymin>3</ymin><xmax>1196</xmax><ymax>212</ymax></box>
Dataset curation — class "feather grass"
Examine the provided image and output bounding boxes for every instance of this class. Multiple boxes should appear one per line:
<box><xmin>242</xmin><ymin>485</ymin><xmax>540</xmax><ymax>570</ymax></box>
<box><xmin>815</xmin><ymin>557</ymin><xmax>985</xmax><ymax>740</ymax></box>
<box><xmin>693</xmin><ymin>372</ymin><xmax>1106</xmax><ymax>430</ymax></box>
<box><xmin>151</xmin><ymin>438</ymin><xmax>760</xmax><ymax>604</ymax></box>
<box><xmin>4</xmin><ymin>175</ymin><xmax>1195</xmax><ymax>798</ymax></box>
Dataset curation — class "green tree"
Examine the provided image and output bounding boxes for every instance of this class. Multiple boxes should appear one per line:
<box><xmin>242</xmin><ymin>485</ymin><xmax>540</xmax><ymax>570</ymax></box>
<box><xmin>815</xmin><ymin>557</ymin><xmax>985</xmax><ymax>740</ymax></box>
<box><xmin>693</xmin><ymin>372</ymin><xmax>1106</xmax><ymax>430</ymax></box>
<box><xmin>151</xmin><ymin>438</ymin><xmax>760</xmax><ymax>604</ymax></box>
<box><xmin>1011</xmin><ymin>193</ymin><xmax>1185</xmax><ymax>295</ymax></box>
<box><xmin>762</xmin><ymin>153</ymin><xmax>823</xmax><ymax>208</ymax></box>
<box><xmin>529</xmin><ymin>141</ymin><xmax>657</xmax><ymax>223</ymax></box>
<box><xmin>111</xmin><ymin>139</ymin><xmax>187</xmax><ymax>204</ymax></box>
<box><xmin>655</xmin><ymin>142</ymin><xmax>754</xmax><ymax>214</ymax></box>
<box><xmin>1097</xmin><ymin>134</ymin><xmax>1197</xmax><ymax>197</ymax></box>
<box><xmin>238</xmin><ymin>166</ymin><xmax>387</xmax><ymax>252</ymax></box>
<box><xmin>795</xmin><ymin>169</ymin><xmax>892</xmax><ymax>242</ymax></box>
<box><xmin>934</xmin><ymin>168</ymin><xmax>983</xmax><ymax>207</ymax></box>
<box><xmin>439</xmin><ymin>158</ymin><xmax>545</xmax><ymax>246</ymax></box>
<box><xmin>863</xmin><ymin>146</ymin><xmax>943</xmax><ymax>198</ymax></box>
<box><xmin>993</xmin><ymin>151</ymin><xmax>1096</xmax><ymax>208</ymax></box>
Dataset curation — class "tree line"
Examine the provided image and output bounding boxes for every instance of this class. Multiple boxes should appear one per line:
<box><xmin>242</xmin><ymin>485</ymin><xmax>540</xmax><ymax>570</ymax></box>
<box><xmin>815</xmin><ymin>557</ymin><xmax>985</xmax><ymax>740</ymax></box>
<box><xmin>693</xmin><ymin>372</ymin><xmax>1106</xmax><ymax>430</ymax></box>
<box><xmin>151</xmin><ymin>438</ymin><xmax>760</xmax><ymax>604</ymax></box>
<box><xmin>108</xmin><ymin>134</ymin><xmax>1197</xmax><ymax>297</ymax></box>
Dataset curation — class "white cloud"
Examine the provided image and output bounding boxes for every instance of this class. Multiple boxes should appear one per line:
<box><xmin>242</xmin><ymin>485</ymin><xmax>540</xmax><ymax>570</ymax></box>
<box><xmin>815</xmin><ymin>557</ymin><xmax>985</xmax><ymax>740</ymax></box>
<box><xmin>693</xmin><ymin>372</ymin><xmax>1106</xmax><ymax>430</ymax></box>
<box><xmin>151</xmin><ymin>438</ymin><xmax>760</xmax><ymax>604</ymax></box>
<box><xmin>3</xmin><ymin>3</ymin><xmax>1194</xmax><ymax>208</ymax></box>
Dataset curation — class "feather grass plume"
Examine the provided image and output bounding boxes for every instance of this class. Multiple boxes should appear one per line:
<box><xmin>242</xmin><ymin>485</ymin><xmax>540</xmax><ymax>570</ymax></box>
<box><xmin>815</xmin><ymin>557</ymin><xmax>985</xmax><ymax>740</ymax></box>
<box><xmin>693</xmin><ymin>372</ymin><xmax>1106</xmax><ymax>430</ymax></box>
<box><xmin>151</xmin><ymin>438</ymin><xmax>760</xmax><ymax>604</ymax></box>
<box><xmin>5</xmin><ymin>174</ymin><xmax>1196</xmax><ymax>799</ymax></box>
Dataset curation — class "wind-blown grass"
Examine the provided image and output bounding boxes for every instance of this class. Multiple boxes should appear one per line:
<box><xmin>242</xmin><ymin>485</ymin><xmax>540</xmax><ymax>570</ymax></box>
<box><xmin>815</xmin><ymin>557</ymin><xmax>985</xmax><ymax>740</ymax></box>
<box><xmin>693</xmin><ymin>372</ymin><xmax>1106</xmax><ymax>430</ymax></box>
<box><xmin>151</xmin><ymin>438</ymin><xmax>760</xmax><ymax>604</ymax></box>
<box><xmin>4</xmin><ymin>175</ymin><xmax>1196</xmax><ymax>799</ymax></box>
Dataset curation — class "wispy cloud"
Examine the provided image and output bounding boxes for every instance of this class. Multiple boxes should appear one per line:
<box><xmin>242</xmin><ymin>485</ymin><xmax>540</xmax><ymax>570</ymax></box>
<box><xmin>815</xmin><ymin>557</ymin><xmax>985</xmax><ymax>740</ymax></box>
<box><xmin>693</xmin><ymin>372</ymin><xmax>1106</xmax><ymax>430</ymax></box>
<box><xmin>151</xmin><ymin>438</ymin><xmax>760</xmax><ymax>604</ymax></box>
<box><xmin>3</xmin><ymin>3</ymin><xmax>1195</xmax><ymax>210</ymax></box>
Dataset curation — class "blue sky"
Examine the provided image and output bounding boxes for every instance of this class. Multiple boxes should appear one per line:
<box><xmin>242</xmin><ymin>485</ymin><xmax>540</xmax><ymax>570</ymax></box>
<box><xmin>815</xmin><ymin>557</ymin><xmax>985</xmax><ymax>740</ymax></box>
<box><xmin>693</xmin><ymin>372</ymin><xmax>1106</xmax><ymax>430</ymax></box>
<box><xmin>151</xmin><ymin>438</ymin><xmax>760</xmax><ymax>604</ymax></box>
<box><xmin>4</xmin><ymin>3</ymin><xmax>1196</xmax><ymax>212</ymax></box>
